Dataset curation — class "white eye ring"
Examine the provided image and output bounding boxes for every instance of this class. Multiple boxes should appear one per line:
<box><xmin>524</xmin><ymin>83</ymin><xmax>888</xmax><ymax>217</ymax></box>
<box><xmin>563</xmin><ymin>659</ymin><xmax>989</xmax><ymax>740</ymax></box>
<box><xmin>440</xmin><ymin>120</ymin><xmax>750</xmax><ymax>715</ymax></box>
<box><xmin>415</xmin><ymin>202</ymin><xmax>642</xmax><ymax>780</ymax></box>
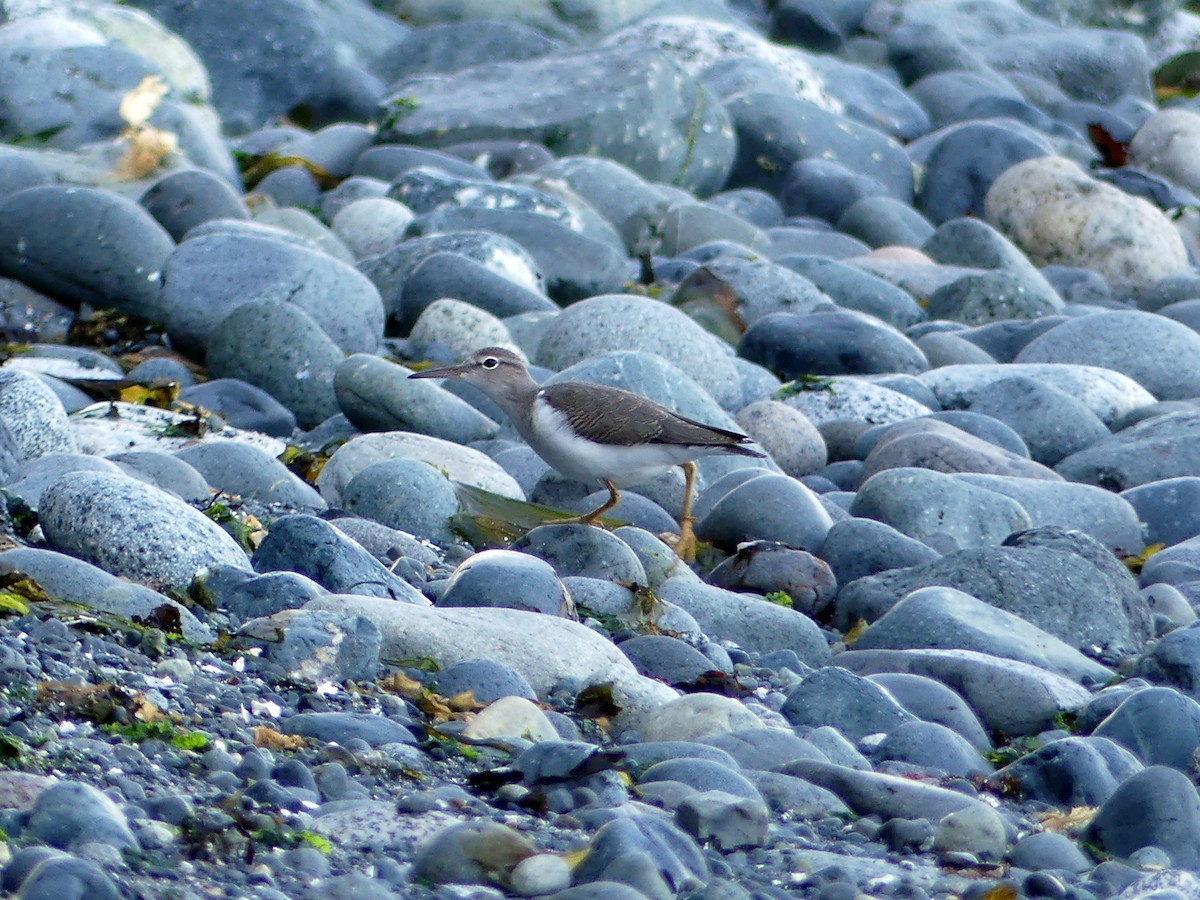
<box><xmin>481</xmin><ymin>356</ymin><xmax>499</xmax><ymax>369</ymax></box>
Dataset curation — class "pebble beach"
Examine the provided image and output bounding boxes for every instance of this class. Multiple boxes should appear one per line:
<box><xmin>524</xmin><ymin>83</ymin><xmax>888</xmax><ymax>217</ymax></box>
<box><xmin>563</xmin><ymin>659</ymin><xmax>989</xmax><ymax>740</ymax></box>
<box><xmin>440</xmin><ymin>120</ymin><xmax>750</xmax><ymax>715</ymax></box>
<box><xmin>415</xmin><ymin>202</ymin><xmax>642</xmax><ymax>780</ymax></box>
<box><xmin>3</xmin><ymin>0</ymin><xmax>1200</xmax><ymax>898</ymax></box>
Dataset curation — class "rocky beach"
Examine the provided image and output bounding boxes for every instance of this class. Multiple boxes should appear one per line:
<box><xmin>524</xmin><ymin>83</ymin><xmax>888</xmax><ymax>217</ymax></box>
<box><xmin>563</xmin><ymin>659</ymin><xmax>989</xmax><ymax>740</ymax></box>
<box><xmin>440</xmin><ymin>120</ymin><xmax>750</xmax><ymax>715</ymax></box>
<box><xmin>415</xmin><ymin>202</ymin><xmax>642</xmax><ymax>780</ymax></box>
<box><xmin>4</xmin><ymin>0</ymin><xmax>1200</xmax><ymax>898</ymax></box>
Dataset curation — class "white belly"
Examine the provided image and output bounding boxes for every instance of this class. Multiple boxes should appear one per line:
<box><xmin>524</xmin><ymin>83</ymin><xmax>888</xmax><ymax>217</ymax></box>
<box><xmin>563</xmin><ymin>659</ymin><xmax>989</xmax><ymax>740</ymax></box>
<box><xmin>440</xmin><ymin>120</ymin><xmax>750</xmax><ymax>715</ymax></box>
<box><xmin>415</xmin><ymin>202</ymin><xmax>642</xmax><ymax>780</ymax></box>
<box><xmin>526</xmin><ymin>395</ymin><xmax>704</xmax><ymax>487</ymax></box>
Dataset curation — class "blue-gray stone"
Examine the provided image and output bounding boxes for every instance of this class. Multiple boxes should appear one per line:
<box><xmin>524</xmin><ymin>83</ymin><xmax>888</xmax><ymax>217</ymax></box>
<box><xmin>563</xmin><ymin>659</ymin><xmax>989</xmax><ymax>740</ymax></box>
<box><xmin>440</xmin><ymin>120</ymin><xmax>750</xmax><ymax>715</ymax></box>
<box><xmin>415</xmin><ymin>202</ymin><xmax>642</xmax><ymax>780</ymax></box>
<box><xmin>108</xmin><ymin>450</ymin><xmax>211</xmax><ymax>503</ymax></box>
<box><xmin>175</xmin><ymin>442</ymin><xmax>324</xmax><ymax>509</ymax></box>
<box><xmin>140</xmin><ymin>169</ymin><xmax>249</xmax><ymax>241</ymax></box>
<box><xmin>435</xmin><ymin>658</ymin><xmax>537</xmax><ymax>703</ymax></box>
<box><xmin>867</xmin><ymin>672</ymin><xmax>991</xmax><ymax>751</ymax></box>
<box><xmin>1088</xmin><ymin>766</ymin><xmax>1200</xmax><ymax>870</ymax></box>
<box><xmin>27</xmin><ymin>781</ymin><xmax>138</xmax><ymax>851</ymax></box>
<box><xmin>782</xmin><ymin>666</ymin><xmax>917</xmax><ymax>740</ymax></box>
<box><xmin>1094</xmin><ymin>686</ymin><xmax>1200</xmax><ymax>770</ymax></box>
<box><xmin>818</xmin><ymin>517</ymin><xmax>941</xmax><ymax>587</ymax></box>
<box><xmin>192</xmin><ymin>565</ymin><xmax>327</xmax><ymax>621</ymax></box>
<box><xmin>440</xmin><ymin>549</ymin><xmax>572</xmax><ymax>617</ymax></box>
<box><xmin>180</xmin><ymin>379</ymin><xmax>297</xmax><ymax>438</ymax></box>
<box><xmin>283</xmin><ymin>711</ymin><xmax>416</xmax><ymax>747</ymax></box>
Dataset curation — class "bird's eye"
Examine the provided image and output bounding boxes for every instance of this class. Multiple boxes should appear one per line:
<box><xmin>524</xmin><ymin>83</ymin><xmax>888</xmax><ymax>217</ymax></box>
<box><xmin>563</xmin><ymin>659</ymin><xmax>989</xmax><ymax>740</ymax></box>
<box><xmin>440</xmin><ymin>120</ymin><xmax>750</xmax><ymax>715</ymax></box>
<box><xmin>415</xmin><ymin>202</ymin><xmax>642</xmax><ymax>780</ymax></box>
<box><xmin>481</xmin><ymin>356</ymin><xmax>499</xmax><ymax>369</ymax></box>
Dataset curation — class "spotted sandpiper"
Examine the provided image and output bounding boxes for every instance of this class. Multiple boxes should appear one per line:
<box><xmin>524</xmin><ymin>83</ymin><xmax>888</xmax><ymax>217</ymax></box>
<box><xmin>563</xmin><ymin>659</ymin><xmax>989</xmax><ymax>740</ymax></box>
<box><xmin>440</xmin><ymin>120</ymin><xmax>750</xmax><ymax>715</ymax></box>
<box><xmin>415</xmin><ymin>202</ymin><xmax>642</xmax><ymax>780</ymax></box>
<box><xmin>410</xmin><ymin>347</ymin><xmax>764</xmax><ymax>558</ymax></box>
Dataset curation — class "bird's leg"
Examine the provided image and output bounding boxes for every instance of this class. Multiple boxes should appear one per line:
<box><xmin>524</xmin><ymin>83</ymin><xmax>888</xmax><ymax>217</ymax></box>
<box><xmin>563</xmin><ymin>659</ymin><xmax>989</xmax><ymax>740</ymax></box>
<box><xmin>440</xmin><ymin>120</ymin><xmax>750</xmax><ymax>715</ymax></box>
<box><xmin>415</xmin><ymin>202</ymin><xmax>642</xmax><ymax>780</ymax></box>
<box><xmin>581</xmin><ymin>480</ymin><xmax>621</xmax><ymax>525</ymax></box>
<box><xmin>672</xmin><ymin>461</ymin><xmax>700</xmax><ymax>561</ymax></box>
<box><xmin>544</xmin><ymin>480</ymin><xmax>621</xmax><ymax>527</ymax></box>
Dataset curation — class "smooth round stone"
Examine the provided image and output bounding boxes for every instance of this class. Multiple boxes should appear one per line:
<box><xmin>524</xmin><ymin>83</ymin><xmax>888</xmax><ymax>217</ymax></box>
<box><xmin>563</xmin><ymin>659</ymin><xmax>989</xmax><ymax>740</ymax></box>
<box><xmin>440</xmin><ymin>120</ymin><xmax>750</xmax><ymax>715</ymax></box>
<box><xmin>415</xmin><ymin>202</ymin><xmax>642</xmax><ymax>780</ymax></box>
<box><xmin>253</xmin><ymin>514</ymin><xmax>427</xmax><ymax>603</ymax></box>
<box><xmin>512</xmin><ymin>525</ymin><xmax>647</xmax><ymax>585</ymax></box>
<box><xmin>140</xmin><ymin>168</ymin><xmax>249</xmax><ymax>241</ymax></box>
<box><xmin>706</xmin><ymin>188</ymin><xmax>784</xmax><ymax>228</ymax></box>
<box><xmin>837</xmin><ymin>195</ymin><xmax>934</xmax><ymax>249</ymax></box>
<box><xmin>837</xmin><ymin>529</ymin><xmax>1150</xmax><ymax>655</ymax></box>
<box><xmin>283</xmin><ymin>711</ymin><xmax>416</xmax><ymax>747</ymax></box>
<box><xmin>768</xmin><ymin>226</ymin><xmax>871</xmax><ymax>259</ymax></box>
<box><xmin>906</xmin><ymin>69</ymin><xmax>1023</xmax><ymax>128</ymax></box>
<box><xmin>985</xmin><ymin>156</ymin><xmax>1189</xmax><ymax>296</ymax></box>
<box><xmin>927</xmin><ymin>270</ymin><xmax>1063</xmax><ymax>326</ymax></box>
<box><xmin>639</xmin><ymin>757</ymin><xmax>762</xmax><ymax>803</ymax></box>
<box><xmin>1137</xmin><ymin>273</ymin><xmax>1200</xmax><ymax>314</ymax></box>
<box><xmin>330</xmin><ymin>197</ymin><xmax>413</xmax><ymax>260</ymax></box>
<box><xmin>1088</xmin><ymin>766</ymin><xmax>1200</xmax><ymax>869</ymax></box>
<box><xmin>776</xmin><ymin>156</ymin><xmax>886</xmax><ymax>223</ymax></box>
<box><xmin>1010</xmin><ymin>830</ymin><xmax>1093</xmax><ymax>873</ymax></box>
<box><xmin>462</xmin><ymin>696</ymin><xmax>559</xmax><ymax>743</ymax></box>
<box><xmin>0</xmin><ymin>369</ymin><xmax>76</xmax><ymax>459</ymax></box>
<box><xmin>875</xmin><ymin>721</ymin><xmax>990</xmax><ymax>778</ymax></box>
<box><xmin>191</xmin><ymin>565</ymin><xmax>326</xmax><ymax>621</ymax></box>
<box><xmin>924</xmin><ymin>217</ymin><xmax>1063</xmax><ymax>298</ymax></box>
<box><xmin>867</xmin><ymin>673</ymin><xmax>991</xmax><ymax>752</ymax></box>
<box><xmin>174</xmin><ymin>442</ymin><xmax>324</xmax><ymax>508</ymax></box>
<box><xmin>933</xmin><ymin>803</ymin><xmax>1006</xmax><ymax>860</ymax></box>
<box><xmin>354</xmin><ymin>146</ymin><xmax>490</xmax><ymax>184</ymax></box>
<box><xmin>739</xmin><ymin>310</ymin><xmax>927</xmax><ymax>378</ymax></box>
<box><xmin>0</xmin><ymin>547</ymin><xmax>211</xmax><ymax>642</ymax></box>
<box><xmin>27</xmin><ymin>781</ymin><xmax>138</xmax><ymax>851</ymax></box>
<box><xmin>695</xmin><ymin>473</ymin><xmax>833</xmax><ymax>552</ymax></box>
<box><xmin>124</xmin><ymin>356</ymin><xmax>197</xmax><ymax>388</ymax></box>
<box><xmin>1057</xmin><ymin>409</ymin><xmax>1200</xmax><ymax>490</ymax></box>
<box><xmin>702</xmin><ymin>729</ymin><xmax>827</xmax><ymax>771</ymax></box>
<box><xmin>107</xmin><ymin>450</ymin><xmax>211</xmax><ymax>503</ymax></box>
<box><xmin>39</xmin><ymin>470</ymin><xmax>248</xmax><ymax>591</ymax></box>
<box><xmin>735</xmin><ymin>400</ymin><xmax>826</xmax><ymax>478</ymax></box>
<box><xmin>856</xmin><ymin>585</ymin><xmax>1113</xmax><ymax>685</ymax></box>
<box><xmin>535</xmin><ymin>294</ymin><xmax>742</xmax><ymax>409</ymax></box>
<box><xmin>818</xmin><ymin>517</ymin><xmax>941</xmax><ymax>587</ymax></box>
<box><xmin>707</xmin><ymin>541</ymin><xmax>836</xmax><ymax>618</ymax></box>
<box><xmin>782</xmin><ymin>667</ymin><xmax>916</xmax><ymax>741</ymax></box>
<box><xmin>725</xmin><ymin>91</ymin><xmax>913</xmax><ymax>200</ymax></box>
<box><xmin>9</xmin><ymin>854</ymin><xmax>120</xmax><ymax>900</ymax></box>
<box><xmin>918</xmin><ymin>362</ymin><xmax>1154</xmax><ymax>427</ymax></box>
<box><xmin>398</xmin><ymin>251</ymin><xmax>558</xmax><ymax>333</ymax></box>
<box><xmin>855</xmin><ymin>412</ymin><xmax>1029</xmax><ymax>460</ymax></box>
<box><xmin>434</xmin><ymin>659</ymin><xmax>537</xmax><ymax>704</ymax></box>
<box><xmin>917</xmin><ymin>121</ymin><xmax>1051</xmax><ymax>224</ymax></box>
<box><xmin>619</xmin><ymin>635</ymin><xmax>717</xmax><ymax>686</ymax></box>
<box><xmin>571</xmin><ymin>813</ymin><xmax>708</xmax><ymax>894</ymax></box>
<box><xmin>410</xmin><ymin>820</ymin><xmax>535</xmax><ymax>886</ymax></box>
<box><xmin>374</xmin><ymin>18</ymin><xmax>559</xmax><ymax>82</ymax></box>
<box><xmin>1042</xmin><ymin>265</ymin><xmax>1112</xmax><ymax>307</ymax></box>
<box><xmin>657</xmin><ymin>202</ymin><xmax>770</xmax><ymax>257</ymax></box>
<box><xmin>966</xmin><ymin>375</ymin><xmax>1110</xmax><ymax>466</ymax></box>
<box><xmin>405</xmin><ymin>205</ymin><xmax>627</xmax><ymax>305</ymax></box>
<box><xmin>637</xmin><ymin>694</ymin><xmax>765</xmax><ymax>744</ymax></box>
<box><xmin>317</xmin><ymin>432</ymin><xmax>524</xmax><ymax>504</ymax></box>
<box><xmin>319</xmin><ymin>176</ymin><xmax>389</xmax><ymax>223</ymax></box>
<box><xmin>0</xmin><ymin>185</ymin><xmax>173</xmax><ymax>319</ymax></box>
<box><xmin>1144</xmin><ymin>583</ymin><xmax>1198</xmax><ymax>630</ymax></box>
<box><xmin>255</xmin><ymin>165</ymin><xmax>320</xmax><ymax>210</ymax></box>
<box><xmin>860</xmin><ymin>418</ymin><xmax>1058</xmax><ymax>483</ymax></box>
<box><xmin>1122</xmin><ymin>477</ymin><xmax>1200</xmax><ymax>547</ymax></box>
<box><xmin>571</xmin><ymin>489</ymin><xmax>676</xmax><ymax>535</ymax></box>
<box><xmin>335</xmin><ymin>353</ymin><xmax>498</xmax><ymax>444</ymax></box>
<box><xmin>439</xmin><ymin>549</ymin><xmax>572</xmax><ymax>618</ymax></box>
<box><xmin>916</xmin><ymin>333</ymin><xmax>993</xmax><ymax>367</ymax></box>
<box><xmin>673</xmin><ymin>255</ymin><xmax>827</xmax><ymax>331</ymax></box>
<box><xmin>254</xmin><ymin>207</ymin><xmax>355</xmax><ymax>264</ymax></box>
<box><xmin>409</xmin><ymin>299</ymin><xmax>525</xmax><ymax>366</ymax></box>
<box><xmin>205</xmin><ymin>298</ymin><xmax>343</xmax><ymax>429</ymax></box>
<box><xmin>242</xmin><ymin>609</ymin><xmax>381</xmax><ymax>683</ymax></box>
<box><xmin>776</xmin><ymin>255</ymin><xmax>925</xmax><ymax>329</ymax></box>
<box><xmin>952</xmin><ymin>473</ymin><xmax>1143</xmax><ymax>553</ymax></box>
<box><xmin>1016</xmin><ymin>310</ymin><xmax>1200</xmax><ymax>401</ymax></box>
<box><xmin>779</xmin><ymin>376</ymin><xmax>933</xmax><ymax>427</ymax></box>
<box><xmin>1128</xmin><ymin>108</ymin><xmax>1200</xmax><ymax>196</ymax></box>
<box><xmin>511</xmin><ymin>853</ymin><xmax>572</xmax><ymax>897</ymax></box>
<box><xmin>0</xmin><ymin>151</ymin><xmax>54</xmax><ymax>202</ymax></box>
<box><xmin>2</xmin><ymin>452</ymin><xmax>123</xmax><ymax>511</ymax></box>
<box><xmin>1136</xmin><ymin>626</ymin><xmax>1200</xmax><ymax>701</ymax></box>
<box><xmin>179</xmin><ymin>378</ymin><xmax>297</xmax><ymax>437</ymax></box>
<box><xmin>161</xmin><ymin>231</ymin><xmax>383</xmax><ymax>356</ymax></box>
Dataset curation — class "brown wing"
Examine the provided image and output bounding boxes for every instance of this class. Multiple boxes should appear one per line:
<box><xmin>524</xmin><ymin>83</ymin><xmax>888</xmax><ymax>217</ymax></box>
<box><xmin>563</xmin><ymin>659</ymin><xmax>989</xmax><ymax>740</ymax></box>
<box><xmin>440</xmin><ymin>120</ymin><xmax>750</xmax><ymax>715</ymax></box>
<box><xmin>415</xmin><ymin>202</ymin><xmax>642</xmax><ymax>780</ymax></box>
<box><xmin>542</xmin><ymin>382</ymin><xmax>763</xmax><ymax>455</ymax></box>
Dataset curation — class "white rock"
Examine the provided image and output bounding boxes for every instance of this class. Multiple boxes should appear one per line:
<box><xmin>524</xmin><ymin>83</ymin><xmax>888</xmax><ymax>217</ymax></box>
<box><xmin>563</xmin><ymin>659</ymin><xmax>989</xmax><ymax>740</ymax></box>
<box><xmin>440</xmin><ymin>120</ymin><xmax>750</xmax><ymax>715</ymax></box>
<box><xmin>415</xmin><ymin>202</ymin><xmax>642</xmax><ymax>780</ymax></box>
<box><xmin>409</xmin><ymin>298</ymin><xmax>525</xmax><ymax>364</ymax></box>
<box><xmin>638</xmin><ymin>693</ymin><xmax>767</xmax><ymax>743</ymax></box>
<box><xmin>462</xmin><ymin>697</ymin><xmax>559</xmax><ymax>743</ymax></box>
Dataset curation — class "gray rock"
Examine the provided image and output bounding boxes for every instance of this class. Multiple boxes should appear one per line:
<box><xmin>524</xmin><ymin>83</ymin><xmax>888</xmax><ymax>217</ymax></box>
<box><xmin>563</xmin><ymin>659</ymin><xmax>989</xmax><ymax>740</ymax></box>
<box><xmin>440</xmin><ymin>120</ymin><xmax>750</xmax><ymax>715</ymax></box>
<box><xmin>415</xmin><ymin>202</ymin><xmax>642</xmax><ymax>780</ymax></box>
<box><xmin>0</xmin><ymin>185</ymin><xmax>172</xmax><ymax>319</ymax></box>
<box><xmin>107</xmin><ymin>450</ymin><xmax>211</xmax><ymax>503</ymax></box>
<box><xmin>859</xmin><ymin>418</ymin><xmax>1060</xmax><ymax>482</ymax></box>
<box><xmin>857</xmin><ymin>585</ymin><xmax>1113</xmax><ymax>685</ymax></box>
<box><xmin>640</xmin><ymin>758</ymin><xmax>763</xmax><ymax>803</ymax></box>
<box><xmin>205</xmin><ymin>298</ymin><xmax>344</xmax><ymax>429</ymax></box>
<box><xmin>238</xmin><ymin>609</ymin><xmax>381</xmax><ymax>683</ymax></box>
<box><xmin>952</xmin><ymin>473</ymin><xmax>1143</xmax><ymax>553</ymax></box>
<box><xmin>780</xmin><ymin>376</ymin><xmax>934</xmax><ymax>427</ymax></box>
<box><xmin>191</xmin><ymin>565</ymin><xmax>327</xmax><ymax>622</ymax></box>
<box><xmin>571</xmin><ymin>814</ymin><xmax>708</xmax><ymax>895</ymax></box>
<box><xmin>336</xmin><ymin>354</ymin><xmax>499</xmax><ymax>444</ymax></box>
<box><xmin>734</xmin><ymin>400</ymin><xmax>826</xmax><ymax>478</ymax></box>
<box><xmin>695</xmin><ymin>473</ymin><xmax>833</xmax><ymax>552</ymax></box>
<box><xmin>673</xmin><ymin>256</ymin><xmax>827</xmax><ymax>330</ymax></box>
<box><xmin>27</xmin><ymin>781</ymin><xmax>138</xmax><ymax>851</ymax></box>
<box><xmin>849</xmin><ymin>467</ymin><xmax>1032</xmax><ymax>552</ymax></box>
<box><xmin>434</xmin><ymin>658</ymin><xmax>537</xmax><ymax>704</ymax></box>
<box><xmin>1009</xmin><ymin>830</ymin><xmax>1094</xmax><ymax>874</ymax></box>
<box><xmin>1122</xmin><ymin>477</ymin><xmax>1200</xmax><ymax>548</ymax></box>
<box><xmin>866</xmin><ymin>672</ymin><xmax>991</xmax><ymax>752</ymax></box>
<box><xmin>283</xmin><ymin>711</ymin><xmax>415</xmax><ymax>748</ymax></box>
<box><xmin>991</xmin><ymin>736</ymin><xmax>1143</xmax><ymax>807</ymax></box>
<box><xmin>535</xmin><ymin>294</ymin><xmax>742</xmax><ymax>410</ymax></box>
<box><xmin>742</xmin><ymin>769</ymin><xmax>850</xmax><ymax>818</ymax></box>
<box><xmin>837</xmin><ymin>195</ymin><xmax>934</xmax><ymax>248</ymax></box>
<box><xmin>140</xmin><ymin>168</ymin><xmax>249</xmax><ymax>242</ymax></box>
<box><xmin>440</xmin><ymin>549</ymin><xmax>573</xmax><ymax>618</ymax></box>
<box><xmin>740</xmin><ymin>309</ymin><xmax>928</xmax><ymax>379</ymax></box>
<box><xmin>379</xmin><ymin>46</ymin><xmax>733</xmax><ymax>196</ymax></box>
<box><xmin>658</xmin><ymin>203</ymin><xmax>770</xmax><ymax>258</ymax></box>
<box><xmin>783</xmin><ymin>759</ymin><xmax>990</xmax><ymax>823</ymax></box>
<box><xmin>619</xmin><ymin>635</ymin><xmax>715</xmax><ymax>686</ymax></box>
<box><xmin>777</xmin><ymin>255</ymin><xmax>925</xmax><ymax>329</ymax></box>
<box><xmin>39</xmin><ymin>471</ymin><xmax>249</xmax><ymax>591</ymax></box>
<box><xmin>699</xmin><ymin>728</ymin><xmax>829</xmax><ymax>771</ymax></box>
<box><xmin>781</xmin><ymin>666</ymin><xmax>917</xmax><ymax>740</ymax></box>
<box><xmin>0</xmin><ymin>369</ymin><xmax>76</xmax><ymax>460</ymax></box>
<box><xmin>341</xmin><ymin>458</ymin><xmax>460</xmax><ymax>546</ymax></box>
<box><xmin>512</xmin><ymin>524</ymin><xmax>648</xmax><ymax>586</ymax></box>
<box><xmin>398</xmin><ymin>251</ymin><xmax>558</xmax><ymax>332</ymax></box>
<box><xmin>818</xmin><ymin>518</ymin><xmax>941</xmax><ymax>588</ymax></box>
<box><xmin>966</xmin><ymin>375</ymin><xmax>1111</xmax><ymax>466</ymax></box>
<box><xmin>928</xmin><ymin>270</ymin><xmax>1062</xmax><ymax>325</ymax></box>
<box><xmin>1094</xmin><ymin>686</ymin><xmax>1200</xmax><ymax>770</ymax></box>
<box><xmin>706</xmin><ymin>542</ymin><xmax>837</xmax><ymax>618</ymax></box>
<box><xmin>0</xmin><ymin>547</ymin><xmax>212</xmax><ymax>642</ymax></box>
<box><xmin>1089</xmin><ymin>766</ymin><xmax>1200</xmax><ymax>870</ymax></box>
<box><xmin>1057</xmin><ymin>410</ymin><xmax>1200</xmax><ymax>490</ymax></box>
<box><xmin>675</xmin><ymin>790</ymin><xmax>770</xmax><ymax>850</ymax></box>
<box><xmin>658</xmin><ymin>577</ymin><xmax>831</xmax><ymax>665</ymax></box>
<box><xmin>174</xmin><ymin>442</ymin><xmax>324</xmax><ymax>508</ymax></box>
<box><xmin>837</xmin><ymin>648</ymin><xmax>1092</xmax><ymax>736</ymax></box>
<box><xmin>2</xmin><ymin>452</ymin><xmax>122</xmax><ymax>511</ymax></box>
<box><xmin>837</xmin><ymin>532</ymin><xmax>1149</xmax><ymax>657</ymax></box>
<box><xmin>179</xmin><ymin>379</ymin><xmax>297</xmax><ymax>438</ymax></box>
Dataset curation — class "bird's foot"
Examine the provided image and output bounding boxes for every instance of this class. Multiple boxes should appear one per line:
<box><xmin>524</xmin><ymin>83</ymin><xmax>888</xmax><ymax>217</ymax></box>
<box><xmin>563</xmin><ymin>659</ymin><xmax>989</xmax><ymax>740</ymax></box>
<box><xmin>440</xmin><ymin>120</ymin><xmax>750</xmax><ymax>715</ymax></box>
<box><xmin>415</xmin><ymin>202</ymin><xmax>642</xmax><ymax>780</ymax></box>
<box><xmin>668</xmin><ymin>516</ymin><xmax>699</xmax><ymax>562</ymax></box>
